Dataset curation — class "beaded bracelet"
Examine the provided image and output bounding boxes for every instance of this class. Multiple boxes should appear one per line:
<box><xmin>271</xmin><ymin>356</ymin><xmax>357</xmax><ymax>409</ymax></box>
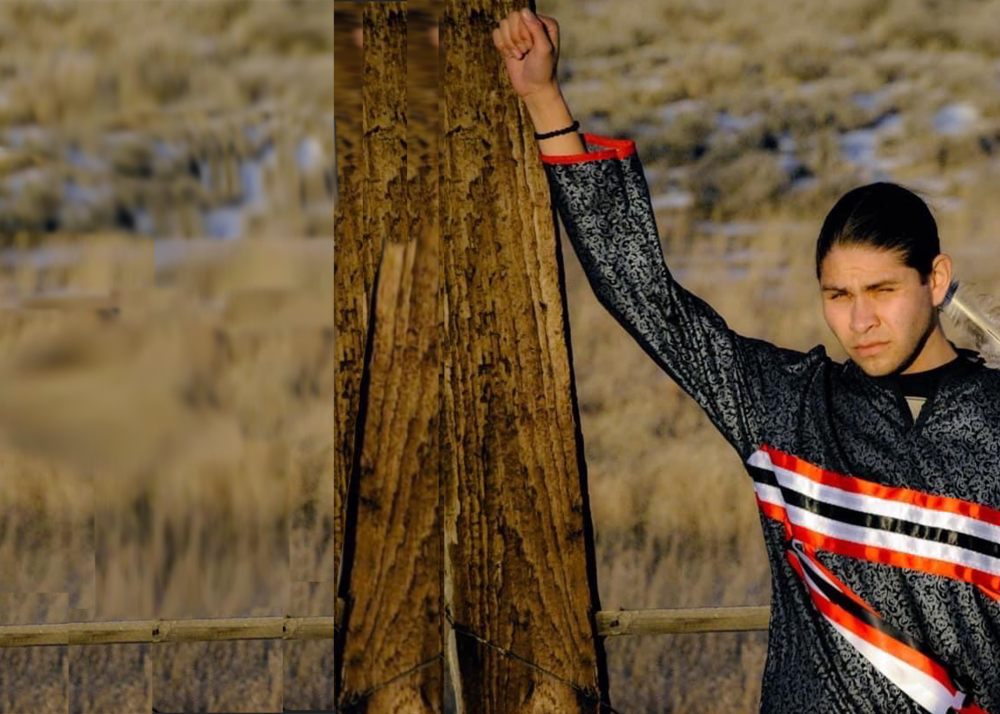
<box><xmin>533</xmin><ymin>120</ymin><xmax>580</xmax><ymax>141</ymax></box>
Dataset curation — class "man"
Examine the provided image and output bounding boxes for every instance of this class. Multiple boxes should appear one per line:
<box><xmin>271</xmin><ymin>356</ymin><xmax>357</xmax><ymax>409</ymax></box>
<box><xmin>494</xmin><ymin>8</ymin><xmax>1000</xmax><ymax>714</ymax></box>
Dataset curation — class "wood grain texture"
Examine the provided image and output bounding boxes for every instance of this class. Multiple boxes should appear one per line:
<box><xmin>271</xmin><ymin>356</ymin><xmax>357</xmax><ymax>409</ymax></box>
<box><xmin>440</xmin><ymin>2</ymin><xmax>607</xmax><ymax>712</ymax></box>
<box><xmin>337</xmin><ymin>4</ymin><xmax>443</xmax><ymax>713</ymax></box>
<box><xmin>337</xmin><ymin>222</ymin><xmax>442</xmax><ymax>713</ymax></box>
<box><xmin>0</xmin><ymin>616</ymin><xmax>335</xmax><ymax>648</ymax></box>
<box><xmin>596</xmin><ymin>608</ymin><xmax>770</xmax><ymax>637</ymax></box>
<box><xmin>333</xmin><ymin>1</ymin><xmax>376</xmax><ymax>592</ymax></box>
<box><xmin>358</xmin><ymin>657</ymin><xmax>445</xmax><ymax>714</ymax></box>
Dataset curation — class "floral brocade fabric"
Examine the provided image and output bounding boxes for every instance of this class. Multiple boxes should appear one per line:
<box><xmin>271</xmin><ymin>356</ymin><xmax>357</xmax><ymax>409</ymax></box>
<box><xmin>541</xmin><ymin>138</ymin><xmax>1000</xmax><ymax>714</ymax></box>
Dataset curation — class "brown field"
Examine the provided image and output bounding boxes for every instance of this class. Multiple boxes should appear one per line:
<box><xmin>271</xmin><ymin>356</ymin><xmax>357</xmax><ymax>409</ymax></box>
<box><xmin>0</xmin><ymin>0</ymin><xmax>335</xmax><ymax>242</ymax></box>
<box><xmin>0</xmin><ymin>1</ymin><xmax>334</xmax><ymax>712</ymax></box>
<box><xmin>544</xmin><ymin>0</ymin><xmax>1000</xmax><ymax>711</ymax></box>
<box><xmin>0</xmin><ymin>235</ymin><xmax>335</xmax><ymax>712</ymax></box>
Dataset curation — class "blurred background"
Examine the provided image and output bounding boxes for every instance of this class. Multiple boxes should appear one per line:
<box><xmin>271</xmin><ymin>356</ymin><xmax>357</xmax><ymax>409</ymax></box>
<box><xmin>0</xmin><ymin>0</ymin><xmax>335</xmax><ymax>244</ymax></box>
<box><xmin>0</xmin><ymin>1</ymin><xmax>334</xmax><ymax>711</ymax></box>
<box><xmin>543</xmin><ymin>0</ymin><xmax>1000</xmax><ymax>711</ymax></box>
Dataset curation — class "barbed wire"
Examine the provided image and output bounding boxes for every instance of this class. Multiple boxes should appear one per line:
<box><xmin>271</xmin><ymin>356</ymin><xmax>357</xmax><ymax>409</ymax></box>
<box><xmin>335</xmin><ymin>653</ymin><xmax>443</xmax><ymax>713</ymax></box>
<box><xmin>444</xmin><ymin>607</ymin><xmax>630</xmax><ymax>714</ymax></box>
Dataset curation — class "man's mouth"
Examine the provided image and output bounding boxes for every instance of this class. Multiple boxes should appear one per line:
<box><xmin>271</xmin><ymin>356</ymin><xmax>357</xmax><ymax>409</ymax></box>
<box><xmin>855</xmin><ymin>342</ymin><xmax>889</xmax><ymax>356</ymax></box>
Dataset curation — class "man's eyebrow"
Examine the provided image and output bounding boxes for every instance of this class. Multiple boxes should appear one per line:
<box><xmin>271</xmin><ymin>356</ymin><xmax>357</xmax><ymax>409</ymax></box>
<box><xmin>820</xmin><ymin>279</ymin><xmax>901</xmax><ymax>292</ymax></box>
<box><xmin>865</xmin><ymin>280</ymin><xmax>901</xmax><ymax>290</ymax></box>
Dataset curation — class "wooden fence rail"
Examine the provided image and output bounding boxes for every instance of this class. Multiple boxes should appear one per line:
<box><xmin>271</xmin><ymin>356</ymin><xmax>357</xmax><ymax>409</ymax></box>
<box><xmin>0</xmin><ymin>605</ymin><xmax>768</xmax><ymax>649</ymax></box>
<box><xmin>0</xmin><ymin>616</ymin><xmax>335</xmax><ymax>648</ymax></box>
<box><xmin>596</xmin><ymin>607</ymin><xmax>769</xmax><ymax>637</ymax></box>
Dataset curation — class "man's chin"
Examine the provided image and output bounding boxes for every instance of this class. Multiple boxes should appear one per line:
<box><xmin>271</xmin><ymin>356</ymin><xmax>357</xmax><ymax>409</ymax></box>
<box><xmin>852</xmin><ymin>353</ymin><xmax>902</xmax><ymax>377</ymax></box>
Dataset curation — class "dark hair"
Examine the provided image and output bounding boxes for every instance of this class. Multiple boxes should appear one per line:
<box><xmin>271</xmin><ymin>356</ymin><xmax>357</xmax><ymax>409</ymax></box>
<box><xmin>815</xmin><ymin>182</ymin><xmax>940</xmax><ymax>282</ymax></box>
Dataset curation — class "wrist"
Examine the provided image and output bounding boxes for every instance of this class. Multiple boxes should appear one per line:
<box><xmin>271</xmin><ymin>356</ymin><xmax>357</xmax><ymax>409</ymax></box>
<box><xmin>523</xmin><ymin>85</ymin><xmax>570</xmax><ymax>129</ymax></box>
<box><xmin>523</xmin><ymin>83</ymin><xmax>562</xmax><ymax>108</ymax></box>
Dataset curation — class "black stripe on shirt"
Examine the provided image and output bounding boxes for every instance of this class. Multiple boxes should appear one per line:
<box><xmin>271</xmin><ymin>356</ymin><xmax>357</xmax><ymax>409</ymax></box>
<box><xmin>748</xmin><ymin>467</ymin><xmax>1000</xmax><ymax>561</ymax></box>
<box><xmin>789</xmin><ymin>541</ymin><xmax>938</xmax><ymax>661</ymax></box>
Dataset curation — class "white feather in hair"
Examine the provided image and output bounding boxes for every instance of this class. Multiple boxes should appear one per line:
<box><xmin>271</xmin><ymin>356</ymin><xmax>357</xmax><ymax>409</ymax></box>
<box><xmin>940</xmin><ymin>281</ymin><xmax>1000</xmax><ymax>368</ymax></box>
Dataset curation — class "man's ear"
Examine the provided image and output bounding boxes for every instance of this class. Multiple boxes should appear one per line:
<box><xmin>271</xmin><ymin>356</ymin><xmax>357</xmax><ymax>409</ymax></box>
<box><xmin>929</xmin><ymin>253</ymin><xmax>953</xmax><ymax>307</ymax></box>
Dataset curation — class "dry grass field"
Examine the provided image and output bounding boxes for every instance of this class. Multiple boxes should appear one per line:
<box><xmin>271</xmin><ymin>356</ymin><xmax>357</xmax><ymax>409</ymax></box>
<box><xmin>0</xmin><ymin>1</ymin><xmax>334</xmax><ymax>712</ymax></box>
<box><xmin>541</xmin><ymin>0</ymin><xmax>1000</xmax><ymax>711</ymax></box>
<box><xmin>0</xmin><ymin>237</ymin><xmax>336</xmax><ymax>713</ymax></box>
<box><xmin>0</xmin><ymin>0</ymin><xmax>335</xmax><ymax>241</ymax></box>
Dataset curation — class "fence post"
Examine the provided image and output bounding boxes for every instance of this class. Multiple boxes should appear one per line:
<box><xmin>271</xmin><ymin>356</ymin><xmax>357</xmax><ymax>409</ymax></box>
<box><xmin>333</xmin><ymin>1</ymin><xmax>374</xmax><ymax>595</ymax></box>
<box><xmin>335</xmin><ymin>3</ymin><xmax>444</xmax><ymax>712</ymax></box>
<box><xmin>440</xmin><ymin>2</ymin><xmax>609</xmax><ymax>712</ymax></box>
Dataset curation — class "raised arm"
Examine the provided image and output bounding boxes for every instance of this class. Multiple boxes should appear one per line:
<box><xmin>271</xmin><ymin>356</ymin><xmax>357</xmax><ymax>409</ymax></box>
<box><xmin>493</xmin><ymin>9</ymin><xmax>815</xmax><ymax>459</ymax></box>
<box><xmin>492</xmin><ymin>8</ymin><xmax>583</xmax><ymax>156</ymax></box>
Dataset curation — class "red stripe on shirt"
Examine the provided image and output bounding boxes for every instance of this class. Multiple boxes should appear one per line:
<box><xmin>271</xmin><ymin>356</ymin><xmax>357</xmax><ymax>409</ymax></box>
<box><xmin>788</xmin><ymin>519</ymin><xmax>1000</xmax><ymax>597</ymax></box>
<box><xmin>760</xmin><ymin>444</ymin><xmax>1000</xmax><ymax>528</ymax></box>
<box><xmin>788</xmin><ymin>548</ymin><xmax>959</xmax><ymax>694</ymax></box>
<box><xmin>539</xmin><ymin>133</ymin><xmax>637</xmax><ymax>164</ymax></box>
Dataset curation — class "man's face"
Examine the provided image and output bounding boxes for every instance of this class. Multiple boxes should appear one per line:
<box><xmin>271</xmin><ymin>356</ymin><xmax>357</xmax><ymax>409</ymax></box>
<box><xmin>819</xmin><ymin>244</ymin><xmax>941</xmax><ymax>376</ymax></box>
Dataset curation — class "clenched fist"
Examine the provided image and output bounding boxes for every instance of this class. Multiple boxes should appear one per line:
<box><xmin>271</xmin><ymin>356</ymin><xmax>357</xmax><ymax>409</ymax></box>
<box><xmin>491</xmin><ymin>8</ymin><xmax>561</xmax><ymax>101</ymax></box>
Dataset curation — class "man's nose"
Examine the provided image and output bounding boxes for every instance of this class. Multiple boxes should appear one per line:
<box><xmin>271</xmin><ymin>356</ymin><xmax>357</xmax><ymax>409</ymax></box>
<box><xmin>850</xmin><ymin>296</ymin><xmax>878</xmax><ymax>333</ymax></box>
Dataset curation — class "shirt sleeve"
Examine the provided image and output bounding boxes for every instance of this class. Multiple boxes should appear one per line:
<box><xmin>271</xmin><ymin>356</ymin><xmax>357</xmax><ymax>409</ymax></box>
<box><xmin>541</xmin><ymin>133</ymin><xmax>811</xmax><ymax>460</ymax></box>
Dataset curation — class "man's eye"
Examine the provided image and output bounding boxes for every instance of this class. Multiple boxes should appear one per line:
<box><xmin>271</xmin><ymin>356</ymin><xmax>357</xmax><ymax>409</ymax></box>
<box><xmin>877</xmin><ymin>287</ymin><xmax>895</xmax><ymax>293</ymax></box>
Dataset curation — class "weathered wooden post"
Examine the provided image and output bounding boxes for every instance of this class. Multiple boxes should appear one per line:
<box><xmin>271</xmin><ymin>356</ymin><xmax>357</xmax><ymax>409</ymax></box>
<box><xmin>333</xmin><ymin>0</ymin><xmax>370</xmax><ymax>704</ymax></box>
<box><xmin>333</xmin><ymin>3</ymin><xmax>368</xmax><ymax>596</ymax></box>
<box><xmin>336</xmin><ymin>1</ymin><xmax>609</xmax><ymax>711</ymax></box>
<box><xmin>333</xmin><ymin>1</ymin><xmax>372</xmax><ymax>595</ymax></box>
<box><xmin>441</xmin><ymin>2</ymin><xmax>609</xmax><ymax>712</ymax></box>
<box><xmin>335</xmin><ymin>3</ymin><xmax>444</xmax><ymax>712</ymax></box>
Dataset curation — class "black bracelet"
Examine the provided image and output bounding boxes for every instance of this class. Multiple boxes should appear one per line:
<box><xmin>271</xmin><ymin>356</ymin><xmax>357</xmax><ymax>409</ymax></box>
<box><xmin>534</xmin><ymin>120</ymin><xmax>580</xmax><ymax>141</ymax></box>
